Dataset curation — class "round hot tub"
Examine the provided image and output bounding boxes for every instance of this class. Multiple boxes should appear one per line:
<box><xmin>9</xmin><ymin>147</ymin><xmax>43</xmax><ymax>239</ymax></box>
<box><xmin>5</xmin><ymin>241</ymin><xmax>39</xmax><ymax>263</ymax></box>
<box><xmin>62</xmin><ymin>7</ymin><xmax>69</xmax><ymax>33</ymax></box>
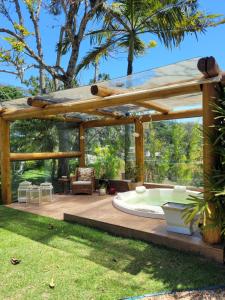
<box><xmin>113</xmin><ymin>187</ymin><xmax>199</xmax><ymax>219</ymax></box>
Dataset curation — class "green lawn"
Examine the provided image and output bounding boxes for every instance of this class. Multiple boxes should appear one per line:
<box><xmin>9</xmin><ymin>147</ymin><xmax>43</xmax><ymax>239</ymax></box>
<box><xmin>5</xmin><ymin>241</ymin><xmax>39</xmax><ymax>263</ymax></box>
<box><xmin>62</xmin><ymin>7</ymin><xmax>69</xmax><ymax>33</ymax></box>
<box><xmin>0</xmin><ymin>207</ymin><xmax>225</xmax><ymax>300</ymax></box>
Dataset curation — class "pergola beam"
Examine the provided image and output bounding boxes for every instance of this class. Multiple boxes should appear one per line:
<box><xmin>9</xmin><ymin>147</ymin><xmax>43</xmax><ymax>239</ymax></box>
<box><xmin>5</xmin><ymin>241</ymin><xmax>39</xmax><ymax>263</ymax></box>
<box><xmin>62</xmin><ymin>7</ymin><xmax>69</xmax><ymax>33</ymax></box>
<box><xmin>83</xmin><ymin>108</ymin><xmax>202</xmax><ymax>128</ymax></box>
<box><xmin>34</xmin><ymin>115</ymin><xmax>82</xmax><ymax>123</ymax></box>
<box><xmin>2</xmin><ymin>80</ymin><xmax>202</xmax><ymax>121</ymax></box>
<box><xmin>134</xmin><ymin>100</ymin><xmax>170</xmax><ymax>114</ymax></box>
<box><xmin>10</xmin><ymin>151</ymin><xmax>81</xmax><ymax>161</ymax></box>
<box><xmin>90</xmin><ymin>85</ymin><xmax>124</xmax><ymax>97</ymax></box>
<box><xmin>87</xmin><ymin>109</ymin><xmax>123</xmax><ymax>118</ymax></box>
<box><xmin>91</xmin><ymin>84</ymin><xmax>170</xmax><ymax>114</ymax></box>
<box><xmin>27</xmin><ymin>95</ymin><xmax>121</xmax><ymax>119</ymax></box>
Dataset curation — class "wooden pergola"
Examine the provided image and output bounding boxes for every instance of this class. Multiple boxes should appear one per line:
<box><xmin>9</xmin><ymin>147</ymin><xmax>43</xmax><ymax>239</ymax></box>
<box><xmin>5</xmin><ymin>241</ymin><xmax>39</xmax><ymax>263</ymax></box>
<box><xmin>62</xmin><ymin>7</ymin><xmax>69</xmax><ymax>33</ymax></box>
<box><xmin>0</xmin><ymin>57</ymin><xmax>223</xmax><ymax>204</ymax></box>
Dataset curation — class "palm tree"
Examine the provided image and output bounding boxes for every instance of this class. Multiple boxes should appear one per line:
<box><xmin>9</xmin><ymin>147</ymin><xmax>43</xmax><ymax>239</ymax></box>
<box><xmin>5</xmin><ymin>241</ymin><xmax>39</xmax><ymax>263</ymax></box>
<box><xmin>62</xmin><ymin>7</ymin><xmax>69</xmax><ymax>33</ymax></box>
<box><xmin>81</xmin><ymin>0</ymin><xmax>223</xmax><ymax>75</ymax></box>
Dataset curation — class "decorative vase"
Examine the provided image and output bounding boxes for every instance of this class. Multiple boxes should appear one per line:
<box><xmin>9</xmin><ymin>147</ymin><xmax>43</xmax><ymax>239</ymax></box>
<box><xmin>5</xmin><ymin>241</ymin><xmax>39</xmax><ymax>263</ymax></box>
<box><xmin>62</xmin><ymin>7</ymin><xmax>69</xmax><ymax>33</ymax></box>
<box><xmin>99</xmin><ymin>188</ymin><xmax>106</xmax><ymax>196</ymax></box>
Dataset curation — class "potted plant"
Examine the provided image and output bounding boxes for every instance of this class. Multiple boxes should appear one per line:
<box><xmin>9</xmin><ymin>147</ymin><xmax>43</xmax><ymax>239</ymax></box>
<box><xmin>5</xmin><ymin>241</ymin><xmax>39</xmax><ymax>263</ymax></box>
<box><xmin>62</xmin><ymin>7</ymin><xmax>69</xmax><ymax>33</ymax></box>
<box><xmin>99</xmin><ymin>183</ymin><xmax>107</xmax><ymax>196</ymax></box>
<box><xmin>182</xmin><ymin>87</ymin><xmax>225</xmax><ymax>244</ymax></box>
<box><xmin>125</xmin><ymin>164</ymin><xmax>143</xmax><ymax>190</ymax></box>
<box><xmin>183</xmin><ymin>193</ymin><xmax>222</xmax><ymax>244</ymax></box>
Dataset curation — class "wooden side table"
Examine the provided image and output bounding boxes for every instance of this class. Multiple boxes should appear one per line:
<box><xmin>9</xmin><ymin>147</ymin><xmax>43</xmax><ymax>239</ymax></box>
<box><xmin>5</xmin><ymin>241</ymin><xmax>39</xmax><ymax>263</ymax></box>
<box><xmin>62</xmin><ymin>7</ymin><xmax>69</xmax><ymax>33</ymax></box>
<box><xmin>58</xmin><ymin>178</ymin><xmax>70</xmax><ymax>194</ymax></box>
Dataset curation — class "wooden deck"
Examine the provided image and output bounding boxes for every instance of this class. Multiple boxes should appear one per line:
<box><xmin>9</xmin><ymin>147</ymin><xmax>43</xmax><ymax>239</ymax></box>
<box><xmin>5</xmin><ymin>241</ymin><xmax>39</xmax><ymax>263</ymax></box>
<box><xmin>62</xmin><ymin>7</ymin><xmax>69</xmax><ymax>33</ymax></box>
<box><xmin>8</xmin><ymin>193</ymin><xmax>224</xmax><ymax>264</ymax></box>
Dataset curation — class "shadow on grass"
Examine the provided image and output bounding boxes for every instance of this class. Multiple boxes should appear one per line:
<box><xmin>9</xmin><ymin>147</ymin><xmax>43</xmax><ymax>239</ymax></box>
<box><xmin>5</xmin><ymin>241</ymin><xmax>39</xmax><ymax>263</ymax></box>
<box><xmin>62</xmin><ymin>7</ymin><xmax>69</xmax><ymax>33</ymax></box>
<box><xmin>1</xmin><ymin>205</ymin><xmax>225</xmax><ymax>292</ymax></box>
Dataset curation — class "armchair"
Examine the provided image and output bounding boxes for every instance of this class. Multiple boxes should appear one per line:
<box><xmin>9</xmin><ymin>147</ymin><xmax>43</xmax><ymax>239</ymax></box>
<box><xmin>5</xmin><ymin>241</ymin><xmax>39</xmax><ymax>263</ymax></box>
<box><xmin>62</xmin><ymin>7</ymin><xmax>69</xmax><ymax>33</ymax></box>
<box><xmin>70</xmin><ymin>167</ymin><xmax>95</xmax><ymax>195</ymax></box>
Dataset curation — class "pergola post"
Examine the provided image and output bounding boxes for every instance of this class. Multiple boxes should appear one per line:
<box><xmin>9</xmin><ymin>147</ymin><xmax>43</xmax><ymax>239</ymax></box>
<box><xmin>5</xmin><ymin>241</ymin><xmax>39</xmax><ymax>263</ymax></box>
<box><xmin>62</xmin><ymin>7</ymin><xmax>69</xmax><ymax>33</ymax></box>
<box><xmin>202</xmin><ymin>83</ymin><xmax>217</xmax><ymax>201</ymax></box>
<box><xmin>0</xmin><ymin>118</ymin><xmax>11</xmax><ymax>204</ymax></box>
<box><xmin>135</xmin><ymin>119</ymin><xmax>144</xmax><ymax>183</ymax></box>
<box><xmin>79</xmin><ymin>124</ymin><xmax>85</xmax><ymax>167</ymax></box>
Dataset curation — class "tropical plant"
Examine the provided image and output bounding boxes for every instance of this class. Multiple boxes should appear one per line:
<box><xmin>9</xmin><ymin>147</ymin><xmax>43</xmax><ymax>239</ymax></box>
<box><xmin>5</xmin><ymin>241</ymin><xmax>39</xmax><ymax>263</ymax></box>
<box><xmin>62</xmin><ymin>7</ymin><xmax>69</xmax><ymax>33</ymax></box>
<box><xmin>81</xmin><ymin>0</ymin><xmax>225</xmax><ymax>76</ymax></box>
<box><xmin>92</xmin><ymin>145</ymin><xmax>123</xmax><ymax>179</ymax></box>
<box><xmin>183</xmin><ymin>86</ymin><xmax>225</xmax><ymax>243</ymax></box>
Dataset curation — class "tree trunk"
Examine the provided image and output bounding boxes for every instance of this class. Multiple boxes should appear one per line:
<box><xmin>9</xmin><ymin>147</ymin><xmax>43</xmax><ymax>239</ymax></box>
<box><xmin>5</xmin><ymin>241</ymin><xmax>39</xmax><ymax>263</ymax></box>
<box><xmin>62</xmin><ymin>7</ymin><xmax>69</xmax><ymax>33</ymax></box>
<box><xmin>127</xmin><ymin>34</ymin><xmax>134</xmax><ymax>76</ymax></box>
<box><xmin>39</xmin><ymin>66</ymin><xmax>46</xmax><ymax>94</ymax></box>
<box><xmin>54</xmin><ymin>27</ymin><xmax>65</xmax><ymax>91</ymax></box>
<box><xmin>125</xmin><ymin>35</ymin><xmax>134</xmax><ymax>178</ymax></box>
<box><xmin>56</xmin><ymin>123</ymin><xmax>71</xmax><ymax>178</ymax></box>
<box><xmin>124</xmin><ymin>122</ymin><xmax>132</xmax><ymax>179</ymax></box>
<box><xmin>51</xmin><ymin>158</ymin><xmax>56</xmax><ymax>181</ymax></box>
<box><xmin>93</xmin><ymin>61</ymin><xmax>99</xmax><ymax>83</ymax></box>
<box><xmin>29</xmin><ymin>8</ymin><xmax>46</xmax><ymax>94</ymax></box>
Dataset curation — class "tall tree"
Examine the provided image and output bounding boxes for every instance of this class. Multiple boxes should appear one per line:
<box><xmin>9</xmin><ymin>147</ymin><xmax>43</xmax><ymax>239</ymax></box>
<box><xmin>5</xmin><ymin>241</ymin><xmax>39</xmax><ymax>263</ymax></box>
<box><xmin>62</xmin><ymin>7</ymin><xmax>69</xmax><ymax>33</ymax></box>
<box><xmin>84</xmin><ymin>0</ymin><xmax>225</xmax><ymax>75</ymax></box>
<box><xmin>0</xmin><ymin>0</ymin><xmax>105</xmax><ymax>91</ymax></box>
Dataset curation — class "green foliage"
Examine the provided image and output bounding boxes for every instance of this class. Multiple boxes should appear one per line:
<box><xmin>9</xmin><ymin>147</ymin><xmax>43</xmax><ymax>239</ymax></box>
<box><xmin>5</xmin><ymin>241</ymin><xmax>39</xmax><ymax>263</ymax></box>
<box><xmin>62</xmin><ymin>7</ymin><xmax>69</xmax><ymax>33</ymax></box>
<box><xmin>0</xmin><ymin>86</ymin><xmax>24</xmax><ymax>101</ymax></box>
<box><xmin>183</xmin><ymin>87</ymin><xmax>225</xmax><ymax>233</ymax></box>
<box><xmin>3</xmin><ymin>37</ymin><xmax>25</xmax><ymax>52</ymax></box>
<box><xmin>92</xmin><ymin>145</ymin><xmax>122</xmax><ymax>179</ymax></box>
<box><xmin>145</xmin><ymin>122</ymin><xmax>170</xmax><ymax>183</ymax></box>
<box><xmin>144</xmin><ymin>121</ymin><xmax>202</xmax><ymax>186</ymax></box>
<box><xmin>183</xmin><ymin>193</ymin><xmax>205</xmax><ymax>225</ymax></box>
<box><xmin>86</xmin><ymin>0</ymin><xmax>225</xmax><ymax>75</ymax></box>
<box><xmin>13</xmin><ymin>23</ymin><xmax>31</xmax><ymax>36</ymax></box>
<box><xmin>0</xmin><ymin>50</ymin><xmax>11</xmax><ymax>62</ymax></box>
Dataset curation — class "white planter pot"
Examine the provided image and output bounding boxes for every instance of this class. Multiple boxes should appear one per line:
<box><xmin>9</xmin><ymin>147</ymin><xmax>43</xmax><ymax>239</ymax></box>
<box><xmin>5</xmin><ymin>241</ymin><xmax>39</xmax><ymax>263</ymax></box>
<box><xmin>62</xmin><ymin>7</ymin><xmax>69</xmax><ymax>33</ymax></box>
<box><xmin>99</xmin><ymin>188</ymin><xmax>106</xmax><ymax>196</ymax></box>
<box><xmin>162</xmin><ymin>202</ymin><xmax>193</xmax><ymax>235</ymax></box>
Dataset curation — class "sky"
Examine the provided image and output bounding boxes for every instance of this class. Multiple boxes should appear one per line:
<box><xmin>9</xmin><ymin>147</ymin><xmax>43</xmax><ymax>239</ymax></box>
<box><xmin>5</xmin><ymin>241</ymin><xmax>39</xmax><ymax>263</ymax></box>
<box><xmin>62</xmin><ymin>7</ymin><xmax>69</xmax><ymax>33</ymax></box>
<box><xmin>0</xmin><ymin>0</ymin><xmax>225</xmax><ymax>89</ymax></box>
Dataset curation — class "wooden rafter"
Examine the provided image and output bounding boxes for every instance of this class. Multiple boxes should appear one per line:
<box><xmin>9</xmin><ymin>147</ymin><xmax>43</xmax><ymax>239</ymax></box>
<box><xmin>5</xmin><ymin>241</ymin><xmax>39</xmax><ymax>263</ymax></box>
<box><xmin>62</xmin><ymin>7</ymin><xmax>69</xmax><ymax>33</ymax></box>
<box><xmin>34</xmin><ymin>115</ymin><xmax>82</xmax><ymax>123</ymax></box>
<box><xmin>134</xmin><ymin>100</ymin><xmax>170</xmax><ymax>114</ymax></box>
<box><xmin>91</xmin><ymin>84</ymin><xmax>170</xmax><ymax>114</ymax></box>
<box><xmin>2</xmin><ymin>80</ymin><xmax>202</xmax><ymax>121</ymax></box>
<box><xmin>83</xmin><ymin>108</ymin><xmax>203</xmax><ymax>128</ymax></box>
<box><xmin>87</xmin><ymin>109</ymin><xmax>123</xmax><ymax>118</ymax></box>
<box><xmin>90</xmin><ymin>85</ymin><xmax>124</xmax><ymax>97</ymax></box>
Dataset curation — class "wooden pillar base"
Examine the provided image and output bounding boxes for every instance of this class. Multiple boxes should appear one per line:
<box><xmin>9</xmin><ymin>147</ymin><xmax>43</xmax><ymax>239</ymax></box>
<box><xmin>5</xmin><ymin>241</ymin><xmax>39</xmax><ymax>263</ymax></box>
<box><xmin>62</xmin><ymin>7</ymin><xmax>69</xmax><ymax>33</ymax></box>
<box><xmin>0</xmin><ymin>118</ymin><xmax>11</xmax><ymax>204</ymax></box>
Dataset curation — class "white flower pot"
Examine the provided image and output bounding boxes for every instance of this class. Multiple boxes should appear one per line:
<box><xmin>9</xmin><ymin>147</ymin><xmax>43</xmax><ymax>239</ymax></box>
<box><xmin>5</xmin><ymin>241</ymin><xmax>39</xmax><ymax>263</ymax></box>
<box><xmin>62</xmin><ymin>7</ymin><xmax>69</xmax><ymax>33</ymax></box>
<box><xmin>99</xmin><ymin>188</ymin><xmax>106</xmax><ymax>196</ymax></box>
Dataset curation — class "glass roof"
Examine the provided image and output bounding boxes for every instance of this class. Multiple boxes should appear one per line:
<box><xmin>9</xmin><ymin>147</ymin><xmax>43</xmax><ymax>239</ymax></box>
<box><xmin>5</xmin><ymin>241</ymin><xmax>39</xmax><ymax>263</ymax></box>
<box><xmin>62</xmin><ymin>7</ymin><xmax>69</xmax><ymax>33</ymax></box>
<box><xmin>0</xmin><ymin>57</ymin><xmax>220</xmax><ymax>121</ymax></box>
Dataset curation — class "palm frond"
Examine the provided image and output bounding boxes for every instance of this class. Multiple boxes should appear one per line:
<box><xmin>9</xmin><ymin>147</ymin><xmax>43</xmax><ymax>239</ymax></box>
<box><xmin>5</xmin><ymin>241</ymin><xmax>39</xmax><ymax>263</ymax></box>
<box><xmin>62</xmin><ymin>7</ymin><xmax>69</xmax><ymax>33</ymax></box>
<box><xmin>75</xmin><ymin>38</ymin><xmax>117</xmax><ymax>75</ymax></box>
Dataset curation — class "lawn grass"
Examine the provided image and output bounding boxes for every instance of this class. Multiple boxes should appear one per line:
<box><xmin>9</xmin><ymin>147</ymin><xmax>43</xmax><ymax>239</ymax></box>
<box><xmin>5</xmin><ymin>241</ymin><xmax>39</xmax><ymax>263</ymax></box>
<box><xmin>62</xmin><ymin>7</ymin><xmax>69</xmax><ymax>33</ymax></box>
<box><xmin>0</xmin><ymin>206</ymin><xmax>225</xmax><ymax>300</ymax></box>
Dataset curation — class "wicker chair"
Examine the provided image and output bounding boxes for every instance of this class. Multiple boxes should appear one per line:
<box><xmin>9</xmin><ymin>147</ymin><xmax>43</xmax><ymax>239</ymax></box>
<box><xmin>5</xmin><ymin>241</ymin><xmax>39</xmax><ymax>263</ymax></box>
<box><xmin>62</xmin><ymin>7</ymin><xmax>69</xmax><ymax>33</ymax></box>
<box><xmin>70</xmin><ymin>167</ymin><xmax>95</xmax><ymax>195</ymax></box>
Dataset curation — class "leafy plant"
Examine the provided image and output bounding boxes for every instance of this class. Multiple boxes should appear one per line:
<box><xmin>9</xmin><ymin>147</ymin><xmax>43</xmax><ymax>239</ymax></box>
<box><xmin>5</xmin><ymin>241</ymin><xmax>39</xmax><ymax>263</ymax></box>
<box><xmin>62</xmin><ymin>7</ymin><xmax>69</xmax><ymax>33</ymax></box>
<box><xmin>183</xmin><ymin>86</ymin><xmax>225</xmax><ymax>238</ymax></box>
<box><xmin>125</xmin><ymin>163</ymin><xmax>140</xmax><ymax>182</ymax></box>
<box><xmin>92</xmin><ymin>145</ymin><xmax>122</xmax><ymax>179</ymax></box>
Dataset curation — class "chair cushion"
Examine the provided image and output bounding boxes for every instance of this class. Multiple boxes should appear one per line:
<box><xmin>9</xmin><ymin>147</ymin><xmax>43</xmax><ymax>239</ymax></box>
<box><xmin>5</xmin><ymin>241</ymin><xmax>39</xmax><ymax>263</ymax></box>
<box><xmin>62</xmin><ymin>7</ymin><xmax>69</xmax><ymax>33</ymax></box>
<box><xmin>72</xmin><ymin>181</ymin><xmax>92</xmax><ymax>185</ymax></box>
<box><xmin>77</xmin><ymin>168</ymin><xmax>93</xmax><ymax>181</ymax></box>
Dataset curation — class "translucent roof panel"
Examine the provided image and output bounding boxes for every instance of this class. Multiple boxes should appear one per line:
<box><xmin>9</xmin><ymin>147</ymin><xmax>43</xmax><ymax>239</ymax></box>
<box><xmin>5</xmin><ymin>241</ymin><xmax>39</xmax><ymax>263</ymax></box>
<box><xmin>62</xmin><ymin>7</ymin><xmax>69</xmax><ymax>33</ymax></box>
<box><xmin>0</xmin><ymin>57</ymin><xmax>220</xmax><ymax>121</ymax></box>
<box><xmin>104</xmin><ymin>57</ymin><xmax>202</xmax><ymax>91</ymax></box>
